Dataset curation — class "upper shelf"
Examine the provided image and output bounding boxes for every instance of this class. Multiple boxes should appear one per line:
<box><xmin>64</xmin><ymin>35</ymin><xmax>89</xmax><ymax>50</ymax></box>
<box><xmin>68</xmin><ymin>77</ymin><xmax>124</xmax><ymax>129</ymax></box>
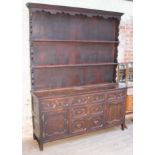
<box><xmin>31</xmin><ymin>39</ymin><xmax>119</xmax><ymax>44</ymax></box>
<box><xmin>32</xmin><ymin>63</ymin><xmax>118</xmax><ymax>69</ymax></box>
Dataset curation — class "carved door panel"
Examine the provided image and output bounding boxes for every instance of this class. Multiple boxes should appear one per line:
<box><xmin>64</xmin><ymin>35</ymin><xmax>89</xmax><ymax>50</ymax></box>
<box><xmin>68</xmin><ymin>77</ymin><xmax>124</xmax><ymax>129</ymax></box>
<box><xmin>42</xmin><ymin>111</ymin><xmax>68</xmax><ymax>138</ymax></box>
<box><xmin>106</xmin><ymin>100</ymin><xmax>124</xmax><ymax>126</ymax></box>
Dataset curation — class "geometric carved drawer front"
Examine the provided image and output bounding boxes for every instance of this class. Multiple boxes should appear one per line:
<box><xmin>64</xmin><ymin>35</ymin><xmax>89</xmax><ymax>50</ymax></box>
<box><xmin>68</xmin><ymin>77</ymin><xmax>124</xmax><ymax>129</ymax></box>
<box><xmin>71</xmin><ymin>95</ymin><xmax>90</xmax><ymax>105</ymax></box>
<box><xmin>89</xmin><ymin>104</ymin><xmax>104</xmax><ymax>115</ymax></box>
<box><xmin>70</xmin><ymin>105</ymin><xmax>88</xmax><ymax>118</ymax></box>
<box><xmin>41</xmin><ymin>98</ymin><xmax>71</xmax><ymax>111</ymax></box>
<box><xmin>107</xmin><ymin>90</ymin><xmax>126</xmax><ymax>101</ymax></box>
<box><xmin>71</xmin><ymin>93</ymin><xmax>106</xmax><ymax>106</ymax></box>
<box><xmin>70</xmin><ymin>118</ymin><xmax>88</xmax><ymax>134</ymax></box>
<box><xmin>43</xmin><ymin>111</ymin><xmax>68</xmax><ymax>138</ymax></box>
<box><xmin>91</xmin><ymin>93</ymin><xmax>106</xmax><ymax>103</ymax></box>
<box><xmin>71</xmin><ymin>102</ymin><xmax>104</xmax><ymax>119</ymax></box>
<box><xmin>89</xmin><ymin>114</ymin><xmax>104</xmax><ymax>130</ymax></box>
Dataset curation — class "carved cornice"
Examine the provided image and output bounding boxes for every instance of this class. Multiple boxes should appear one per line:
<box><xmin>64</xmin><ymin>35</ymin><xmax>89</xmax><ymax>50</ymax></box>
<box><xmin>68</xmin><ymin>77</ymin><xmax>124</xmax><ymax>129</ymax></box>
<box><xmin>26</xmin><ymin>3</ymin><xmax>123</xmax><ymax>20</ymax></box>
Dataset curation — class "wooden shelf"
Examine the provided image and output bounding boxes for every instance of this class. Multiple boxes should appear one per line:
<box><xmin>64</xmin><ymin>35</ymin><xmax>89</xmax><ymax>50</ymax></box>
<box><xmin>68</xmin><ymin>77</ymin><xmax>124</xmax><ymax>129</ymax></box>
<box><xmin>32</xmin><ymin>39</ymin><xmax>119</xmax><ymax>44</ymax></box>
<box><xmin>32</xmin><ymin>63</ymin><xmax>118</xmax><ymax>69</ymax></box>
<box><xmin>32</xmin><ymin>83</ymin><xmax>125</xmax><ymax>99</ymax></box>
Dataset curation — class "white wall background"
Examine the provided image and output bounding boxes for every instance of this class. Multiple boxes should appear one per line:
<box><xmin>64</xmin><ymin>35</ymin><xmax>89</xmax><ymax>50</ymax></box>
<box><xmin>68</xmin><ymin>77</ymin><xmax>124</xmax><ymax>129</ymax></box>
<box><xmin>22</xmin><ymin>0</ymin><xmax>133</xmax><ymax>126</ymax></box>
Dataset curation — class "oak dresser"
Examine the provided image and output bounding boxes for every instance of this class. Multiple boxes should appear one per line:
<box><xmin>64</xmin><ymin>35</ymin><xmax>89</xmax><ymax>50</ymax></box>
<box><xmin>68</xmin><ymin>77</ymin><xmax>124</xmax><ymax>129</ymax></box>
<box><xmin>27</xmin><ymin>3</ymin><xmax>127</xmax><ymax>150</ymax></box>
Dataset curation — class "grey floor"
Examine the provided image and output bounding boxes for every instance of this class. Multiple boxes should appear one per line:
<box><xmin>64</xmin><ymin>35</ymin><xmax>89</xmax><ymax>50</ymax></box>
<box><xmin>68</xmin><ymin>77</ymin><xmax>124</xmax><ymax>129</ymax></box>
<box><xmin>22</xmin><ymin>116</ymin><xmax>133</xmax><ymax>155</ymax></box>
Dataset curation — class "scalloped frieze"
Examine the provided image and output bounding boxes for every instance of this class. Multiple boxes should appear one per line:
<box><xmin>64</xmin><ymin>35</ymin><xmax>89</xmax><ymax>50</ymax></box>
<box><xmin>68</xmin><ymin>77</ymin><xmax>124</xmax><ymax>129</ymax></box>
<box><xmin>30</xmin><ymin>8</ymin><xmax>121</xmax><ymax>20</ymax></box>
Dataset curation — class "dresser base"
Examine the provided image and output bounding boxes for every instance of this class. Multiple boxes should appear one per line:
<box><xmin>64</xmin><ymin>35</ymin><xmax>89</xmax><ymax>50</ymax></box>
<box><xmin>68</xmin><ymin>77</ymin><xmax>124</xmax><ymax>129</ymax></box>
<box><xmin>33</xmin><ymin>123</ymin><xmax>125</xmax><ymax>151</ymax></box>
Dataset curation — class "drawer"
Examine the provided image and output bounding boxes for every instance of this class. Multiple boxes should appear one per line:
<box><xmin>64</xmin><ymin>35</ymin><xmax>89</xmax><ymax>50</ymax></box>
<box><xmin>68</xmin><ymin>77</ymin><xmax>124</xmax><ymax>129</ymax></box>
<box><xmin>41</xmin><ymin>98</ymin><xmax>71</xmax><ymax>111</ymax></box>
<box><xmin>91</xmin><ymin>93</ymin><xmax>106</xmax><ymax>103</ymax></box>
<box><xmin>107</xmin><ymin>90</ymin><xmax>126</xmax><ymax>101</ymax></box>
<box><xmin>71</xmin><ymin>95</ymin><xmax>89</xmax><ymax>106</ymax></box>
<box><xmin>89</xmin><ymin>103</ymin><xmax>104</xmax><ymax>115</ymax></box>
<box><xmin>70</xmin><ymin>105</ymin><xmax>88</xmax><ymax>118</ymax></box>
<box><xmin>70</xmin><ymin>117</ymin><xmax>88</xmax><ymax>134</ymax></box>
<box><xmin>70</xmin><ymin>102</ymin><xmax>104</xmax><ymax>120</ymax></box>
<box><xmin>108</xmin><ymin>98</ymin><xmax>125</xmax><ymax>105</ymax></box>
<box><xmin>71</xmin><ymin>93</ymin><xmax>106</xmax><ymax>106</ymax></box>
<box><xmin>89</xmin><ymin>114</ymin><xmax>104</xmax><ymax>130</ymax></box>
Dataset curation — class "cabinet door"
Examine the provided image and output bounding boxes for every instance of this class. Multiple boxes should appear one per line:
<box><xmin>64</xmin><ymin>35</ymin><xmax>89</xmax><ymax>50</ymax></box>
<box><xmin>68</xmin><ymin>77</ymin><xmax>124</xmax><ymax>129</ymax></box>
<box><xmin>106</xmin><ymin>100</ymin><xmax>125</xmax><ymax>126</ymax></box>
<box><xmin>42</xmin><ymin>111</ymin><xmax>68</xmax><ymax>138</ymax></box>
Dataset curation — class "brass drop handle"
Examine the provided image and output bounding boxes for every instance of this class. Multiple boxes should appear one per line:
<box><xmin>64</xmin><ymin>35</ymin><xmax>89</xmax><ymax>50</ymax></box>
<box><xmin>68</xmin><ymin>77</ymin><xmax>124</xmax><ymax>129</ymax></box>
<box><xmin>76</xmin><ymin>123</ymin><xmax>82</xmax><ymax>128</ymax></box>
<box><xmin>65</xmin><ymin>104</ymin><xmax>69</xmax><ymax>107</ymax></box>
<box><xmin>94</xmin><ymin>120</ymin><xmax>99</xmax><ymax>124</ymax></box>
<box><xmin>52</xmin><ymin>104</ymin><xmax>56</xmax><ymax>108</ymax></box>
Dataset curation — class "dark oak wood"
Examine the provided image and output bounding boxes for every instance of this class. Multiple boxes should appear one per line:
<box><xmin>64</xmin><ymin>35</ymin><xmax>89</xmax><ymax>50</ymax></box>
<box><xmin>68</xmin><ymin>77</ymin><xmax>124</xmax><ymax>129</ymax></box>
<box><xmin>27</xmin><ymin>3</ymin><xmax>126</xmax><ymax>151</ymax></box>
<box><xmin>32</xmin><ymin>40</ymin><xmax>119</xmax><ymax>43</ymax></box>
<box><xmin>32</xmin><ymin>63</ymin><xmax>118</xmax><ymax>69</ymax></box>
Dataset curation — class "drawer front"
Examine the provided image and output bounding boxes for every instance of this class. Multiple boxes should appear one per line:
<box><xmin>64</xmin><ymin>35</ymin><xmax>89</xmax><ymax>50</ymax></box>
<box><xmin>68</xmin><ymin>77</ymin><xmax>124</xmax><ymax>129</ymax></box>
<box><xmin>89</xmin><ymin>114</ymin><xmax>104</xmax><ymax>130</ymax></box>
<box><xmin>41</xmin><ymin>98</ymin><xmax>71</xmax><ymax>111</ymax></box>
<box><xmin>107</xmin><ymin>90</ymin><xmax>126</xmax><ymax>101</ymax></box>
<box><xmin>89</xmin><ymin>103</ymin><xmax>104</xmax><ymax>115</ymax></box>
<box><xmin>70</xmin><ymin>117</ymin><xmax>88</xmax><ymax>134</ymax></box>
<box><xmin>70</xmin><ymin>105</ymin><xmax>88</xmax><ymax>118</ymax></box>
<box><xmin>91</xmin><ymin>93</ymin><xmax>106</xmax><ymax>103</ymax></box>
<box><xmin>70</xmin><ymin>102</ymin><xmax>104</xmax><ymax>119</ymax></box>
<box><xmin>71</xmin><ymin>93</ymin><xmax>106</xmax><ymax>106</ymax></box>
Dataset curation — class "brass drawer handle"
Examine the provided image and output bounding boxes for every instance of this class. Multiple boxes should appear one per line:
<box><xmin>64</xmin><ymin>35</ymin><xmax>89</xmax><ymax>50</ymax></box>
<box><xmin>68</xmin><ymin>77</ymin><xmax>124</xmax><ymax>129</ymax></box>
<box><xmin>65</xmin><ymin>104</ymin><xmax>69</xmax><ymax>107</ymax></box>
<box><xmin>52</xmin><ymin>104</ymin><xmax>56</xmax><ymax>108</ymax></box>
<box><xmin>94</xmin><ymin>120</ymin><xmax>99</xmax><ymax>124</ymax></box>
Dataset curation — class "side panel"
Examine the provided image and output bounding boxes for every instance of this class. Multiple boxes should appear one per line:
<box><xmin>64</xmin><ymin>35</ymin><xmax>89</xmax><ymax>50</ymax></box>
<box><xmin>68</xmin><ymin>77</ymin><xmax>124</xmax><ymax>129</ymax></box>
<box><xmin>32</xmin><ymin>95</ymin><xmax>41</xmax><ymax>138</ymax></box>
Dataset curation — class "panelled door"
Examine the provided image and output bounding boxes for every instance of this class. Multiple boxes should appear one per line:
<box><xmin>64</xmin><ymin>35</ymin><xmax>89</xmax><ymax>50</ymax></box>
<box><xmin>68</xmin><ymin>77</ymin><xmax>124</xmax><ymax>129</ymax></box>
<box><xmin>42</xmin><ymin>110</ymin><xmax>69</xmax><ymax>139</ymax></box>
